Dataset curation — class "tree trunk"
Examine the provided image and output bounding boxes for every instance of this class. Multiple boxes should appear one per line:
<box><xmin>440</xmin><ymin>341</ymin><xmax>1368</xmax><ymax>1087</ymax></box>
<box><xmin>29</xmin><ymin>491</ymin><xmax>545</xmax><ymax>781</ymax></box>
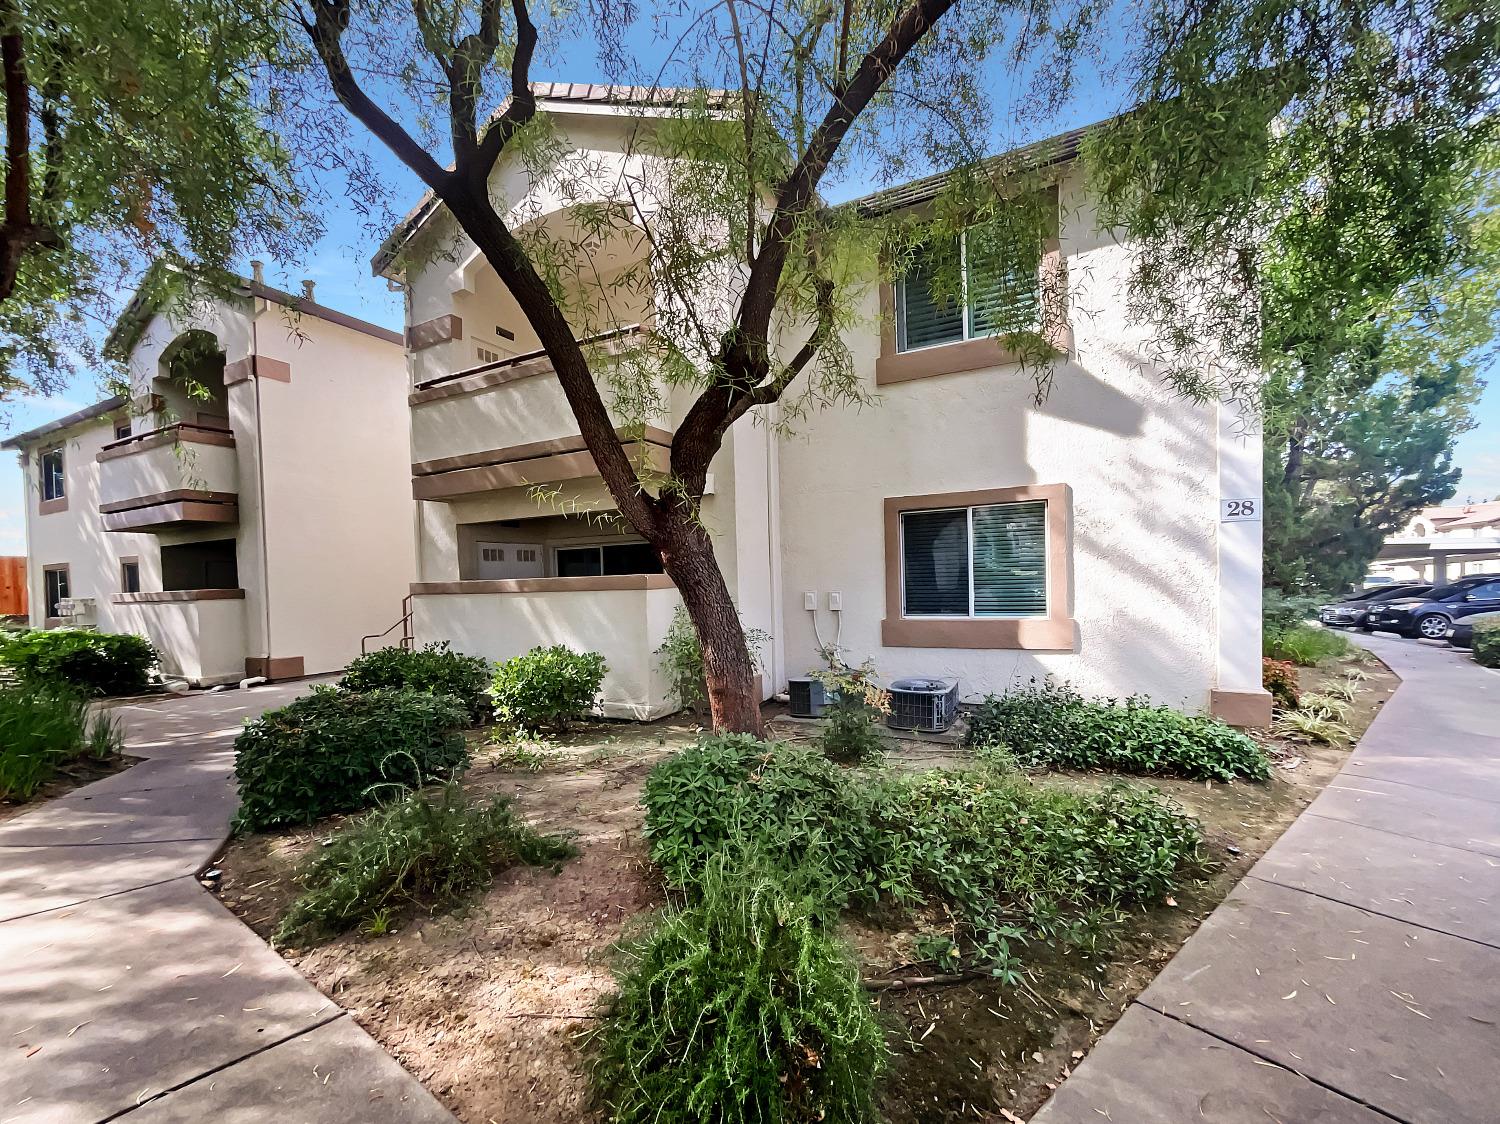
<box><xmin>655</xmin><ymin>515</ymin><xmax>763</xmax><ymax>736</ymax></box>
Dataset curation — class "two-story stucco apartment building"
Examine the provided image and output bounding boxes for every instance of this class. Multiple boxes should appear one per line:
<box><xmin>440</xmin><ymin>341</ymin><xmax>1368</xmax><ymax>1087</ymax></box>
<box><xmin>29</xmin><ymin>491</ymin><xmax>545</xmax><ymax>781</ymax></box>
<box><xmin>377</xmin><ymin>84</ymin><xmax>1270</xmax><ymax>726</ymax></box>
<box><xmin>4</xmin><ymin>266</ymin><xmax>415</xmax><ymax>685</ymax></box>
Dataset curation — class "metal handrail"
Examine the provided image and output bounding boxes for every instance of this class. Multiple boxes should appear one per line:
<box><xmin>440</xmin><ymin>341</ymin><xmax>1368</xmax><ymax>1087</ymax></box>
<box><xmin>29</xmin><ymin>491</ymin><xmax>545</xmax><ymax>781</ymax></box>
<box><xmin>360</xmin><ymin>594</ymin><xmax>414</xmax><ymax>655</ymax></box>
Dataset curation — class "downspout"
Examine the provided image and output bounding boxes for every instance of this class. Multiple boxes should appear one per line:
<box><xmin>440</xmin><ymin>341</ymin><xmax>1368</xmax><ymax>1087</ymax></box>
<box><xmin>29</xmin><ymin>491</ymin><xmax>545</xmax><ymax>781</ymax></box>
<box><xmin>765</xmin><ymin>405</ymin><xmax>784</xmax><ymax>694</ymax></box>
<box><xmin>251</xmin><ymin>307</ymin><xmax>274</xmax><ymax>667</ymax></box>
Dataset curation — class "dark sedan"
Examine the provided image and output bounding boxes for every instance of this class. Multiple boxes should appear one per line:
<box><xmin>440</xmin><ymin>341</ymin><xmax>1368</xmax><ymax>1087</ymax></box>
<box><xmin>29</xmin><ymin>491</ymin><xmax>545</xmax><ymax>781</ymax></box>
<box><xmin>1366</xmin><ymin>576</ymin><xmax>1500</xmax><ymax>639</ymax></box>
<box><xmin>1447</xmin><ymin>610</ymin><xmax>1500</xmax><ymax>649</ymax></box>
<box><xmin>1318</xmin><ymin>583</ymin><xmax>1432</xmax><ymax>629</ymax></box>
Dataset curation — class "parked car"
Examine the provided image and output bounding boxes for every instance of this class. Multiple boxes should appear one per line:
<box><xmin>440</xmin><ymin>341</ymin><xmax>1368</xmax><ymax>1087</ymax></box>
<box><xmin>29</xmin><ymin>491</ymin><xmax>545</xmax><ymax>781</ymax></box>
<box><xmin>1318</xmin><ymin>583</ymin><xmax>1432</xmax><ymax>629</ymax></box>
<box><xmin>1446</xmin><ymin>610</ymin><xmax>1500</xmax><ymax>649</ymax></box>
<box><xmin>1365</xmin><ymin>576</ymin><xmax>1500</xmax><ymax>639</ymax></box>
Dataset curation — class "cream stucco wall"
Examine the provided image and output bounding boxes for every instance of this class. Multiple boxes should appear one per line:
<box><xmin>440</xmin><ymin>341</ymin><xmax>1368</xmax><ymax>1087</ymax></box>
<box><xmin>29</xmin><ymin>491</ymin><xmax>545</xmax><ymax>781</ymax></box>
<box><xmin>775</xmin><ymin>173</ymin><xmax>1230</xmax><ymax>711</ymax></box>
<box><xmin>412</xmin><ymin>584</ymin><xmax>682</xmax><ymax>719</ymax></box>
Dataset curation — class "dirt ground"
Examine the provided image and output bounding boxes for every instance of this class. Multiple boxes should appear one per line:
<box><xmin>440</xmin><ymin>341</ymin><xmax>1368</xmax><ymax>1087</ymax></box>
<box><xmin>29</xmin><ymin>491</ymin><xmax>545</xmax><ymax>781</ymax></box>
<box><xmin>212</xmin><ymin>649</ymin><xmax>1396</xmax><ymax>1124</ymax></box>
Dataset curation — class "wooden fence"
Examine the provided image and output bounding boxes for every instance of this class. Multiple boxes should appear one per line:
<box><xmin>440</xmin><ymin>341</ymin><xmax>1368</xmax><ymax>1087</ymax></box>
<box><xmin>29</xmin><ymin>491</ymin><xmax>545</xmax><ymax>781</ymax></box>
<box><xmin>0</xmin><ymin>556</ymin><xmax>27</xmax><ymax>617</ymax></box>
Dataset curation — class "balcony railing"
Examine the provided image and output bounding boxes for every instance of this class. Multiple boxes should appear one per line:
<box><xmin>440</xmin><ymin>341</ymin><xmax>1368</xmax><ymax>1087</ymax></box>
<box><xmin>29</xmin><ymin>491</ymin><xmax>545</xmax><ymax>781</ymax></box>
<box><xmin>96</xmin><ymin>422</ymin><xmax>239</xmax><ymax>532</ymax></box>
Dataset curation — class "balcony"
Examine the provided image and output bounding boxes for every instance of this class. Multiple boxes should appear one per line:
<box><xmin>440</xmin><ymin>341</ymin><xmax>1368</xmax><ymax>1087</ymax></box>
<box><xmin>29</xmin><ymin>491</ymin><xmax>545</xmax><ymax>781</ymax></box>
<box><xmin>409</xmin><ymin>574</ymin><xmax>681</xmax><ymax>719</ymax></box>
<box><xmin>96</xmin><ymin>423</ymin><xmax>239</xmax><ymax>532</ymax></box>
<box><xmin>110</xmin><ymin>589</ymin><xmax>247</xmax><ymax>686</ymax></box>
<box><xmin>408</xmin><ymin>326</ymin><xmax>671</xmax><ymax>501</ymax></box>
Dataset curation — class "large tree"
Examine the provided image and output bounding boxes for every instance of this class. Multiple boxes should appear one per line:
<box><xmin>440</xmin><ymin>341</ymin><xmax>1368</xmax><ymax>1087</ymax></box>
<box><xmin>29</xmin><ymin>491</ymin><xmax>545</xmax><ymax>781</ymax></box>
<box><xmin>0</xmin><ymin>0</ymin><xmax>317</xmax><ymax>404</ymax></box>
<box><xmin>269</xmin><ymin>0</ymin><xmax>1496</xmax><ymax>732</ymax></box>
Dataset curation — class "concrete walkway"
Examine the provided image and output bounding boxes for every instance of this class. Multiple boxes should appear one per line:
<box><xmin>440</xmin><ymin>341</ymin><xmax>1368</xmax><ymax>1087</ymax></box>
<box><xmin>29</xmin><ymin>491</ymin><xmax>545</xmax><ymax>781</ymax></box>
<box><xmin>1034</xmin><ymin>635</ymin><xmax>1500</xmax><ymax>1124</ymax></box>
<box><xmin>0</xmin><ymin>685</ymin><xmax>455</xmax><ymax>1124</ymax></box>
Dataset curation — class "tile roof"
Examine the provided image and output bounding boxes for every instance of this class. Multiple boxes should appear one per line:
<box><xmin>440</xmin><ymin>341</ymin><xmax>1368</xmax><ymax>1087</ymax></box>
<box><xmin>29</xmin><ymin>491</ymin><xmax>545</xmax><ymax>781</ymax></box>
<box><xmin>2</xmin><ymin>396</ymin><xmax>127</xmax><ymax>449</ymax></box>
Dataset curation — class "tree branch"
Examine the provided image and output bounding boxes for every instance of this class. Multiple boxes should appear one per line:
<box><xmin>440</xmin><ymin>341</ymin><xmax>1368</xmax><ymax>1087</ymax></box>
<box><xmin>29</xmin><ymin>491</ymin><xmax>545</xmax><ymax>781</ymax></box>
<box><xmin>471</xmin><ymin>0</ymin><xmax>538</xmax><ymax>178</ymax></box>
<box><xmin>0</xmin><ymin>0</ymin><xmax>58</xmax><ymax>302</ymax></box>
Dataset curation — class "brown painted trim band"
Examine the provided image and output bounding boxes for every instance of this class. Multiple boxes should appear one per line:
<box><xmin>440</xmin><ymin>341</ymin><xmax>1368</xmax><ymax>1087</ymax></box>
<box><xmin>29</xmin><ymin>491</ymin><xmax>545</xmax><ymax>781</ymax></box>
<box><xmin>99</xmin><ymin>489</ymin><xmax>237</xmax><ymax>515</ymax></box>
<box><xmin>412</xmin><ymin>443</ymin><xmax>671</xmax><ymax>500</ymax></box>
<box><xmin>412</xmin><ymin>426</ymin><xmax>675</xmax><ymax>476</ymax></box>
<box><xmin>112</xmin><ymin>588</ymin><xmax>246</xmax><ymax>603</ymax></box>
<box><xmin>245</xmin><ymin>655</ymin><xmax>305</xmax><ymax>680</ymax></box>
<box><xmin>1209</xmin><ymin>689</ymin><xmax>1273</xmax><ymax>729</ymax></box>
<box><xmin>882</xmin><ymin>483</ymin><xmax>1075</xmax><ymax>651</ymax></box>
<box><xmin>406</xmin><ymin>314</ymin><xmax>463</xmax><ymax>351</ymax></box>
<box><xmin>102</xmin><ymin>500</ymin><xmax>239</xmax><ymax>533</ymax></box>
<box><xmin>38</xmin><ymin>496</ymin><xmax>68</xmax><ymax>515</ymax></box>
<box><xmin>409</xmin><ymin>325</ymin><xmax>644</xmax><ymax>403</ymax></box>
<box><xmin>223</xmin><ymin>355</ymin><xmax>291</xmax><ymax>385</ymax></box>
<box><xmin>97</xmin><ymin>423</ymin><xmax>235</xmax><ymax>461</ymax></box>
<box><xmin>412</xmin><ymin>574</ymin><xmax>676</xmax><ymax>595</ymax></box>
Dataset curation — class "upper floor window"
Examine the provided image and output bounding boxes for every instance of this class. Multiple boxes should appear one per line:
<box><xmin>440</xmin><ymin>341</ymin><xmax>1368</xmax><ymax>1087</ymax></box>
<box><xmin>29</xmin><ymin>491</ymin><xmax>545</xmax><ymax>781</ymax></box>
<box><xmin>114</xmin><ymin>421</ymin><xmax>132</xmax><ymax>440</ymax></box>
<box><xmin>901</xmin><ymin>500</ymin><xmax>1047</xmax><ymax>618</ymax></box>
<box><xmin>896</xmin><ymin>226</ymin><xmax>1042</xmax><ymax>353</ymax></box>
<box><xmin>40</xmin><ymin>448</ymin><xmax>64</xmax><ymax>501</ymax></box>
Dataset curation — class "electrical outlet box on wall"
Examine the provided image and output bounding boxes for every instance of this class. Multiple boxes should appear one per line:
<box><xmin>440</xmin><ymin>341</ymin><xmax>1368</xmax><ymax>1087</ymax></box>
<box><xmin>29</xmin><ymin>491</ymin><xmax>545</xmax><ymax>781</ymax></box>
<box><xmin>803</xmin><ymin>591</ymin><xmax>817</xmax><ymax>611</ymax></box>
<box><xmin>827</xmin><ymin>592</ymin><xmax>843</xmax><ymax>610</ymax></box>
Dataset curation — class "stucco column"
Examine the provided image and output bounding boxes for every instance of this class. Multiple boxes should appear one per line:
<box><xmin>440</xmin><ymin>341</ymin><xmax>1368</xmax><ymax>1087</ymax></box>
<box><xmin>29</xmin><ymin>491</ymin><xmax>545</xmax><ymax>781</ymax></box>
<box><xmin>1211</xmin><ymin>397</ymin><xmax>1272</xmax><ymax>726</ymax></box>
<box><xmin>1432</xmin><ymin>551</ymin><xmax>1450</xmax><ymax>585</ymax></box>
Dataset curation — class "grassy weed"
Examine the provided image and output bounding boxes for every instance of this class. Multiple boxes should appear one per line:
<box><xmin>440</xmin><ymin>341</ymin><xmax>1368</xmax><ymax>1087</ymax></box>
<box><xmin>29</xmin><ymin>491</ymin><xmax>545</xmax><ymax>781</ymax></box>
<box><xmin>0</xmin><ymin>686</ymin><xmax>121</xmax><ymax>801</ymax></box>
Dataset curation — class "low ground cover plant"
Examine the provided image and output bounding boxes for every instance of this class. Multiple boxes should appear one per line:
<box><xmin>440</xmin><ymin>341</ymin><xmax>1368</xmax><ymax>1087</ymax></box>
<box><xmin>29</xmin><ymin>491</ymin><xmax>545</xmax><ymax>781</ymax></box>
<box><xmin>0</xmin><ymin>629</ymin><xmax>158</xmax><ymax>696</ymax></box>
<box><xmin>0</xmin><ymin>685</ymin><xmax>121</xmax><ymax>801</ymax></box>
<box><xmin>963</xmin><ymin>682</ymin><xmax>1270</xmax><ymax>782</ymax></box>
<box><xmin>233</xmin><ymin>686</ymin><xmax>470</xmax><ymax>831</ymax></box>
<box><xmin>593</xmin><ymin>845</ymin><xmax>886</xmax><ymax>1124</ymax></box>
<box><xmin>1264</xmin><ymin>623</ymin><xmax>1350</xmax><ymax>667</ymax></box>
<box><xmin>340</xmin><ymin>641</ymin><xmax>492</xmax><ymax>722</ymax></box>
<box><xmin>642</xmin><ymin>735</ymin><xmax>1207</xmax><ymax>970</ymax></box>
<box><xmin>490</xmin><ymin>645</ymin><xmax>607</xmax><ymax>732</ymax></box>
<box><xmin>1475</xmin><ymin>619</ymin><xmax>1500</xmax><ymax>668</ymax></box>
<box><xmin>1262</xmin><ymin>658</ymin><xmax>1300</xmax><ymax>710</ymax></box>
<box><xmin>275</xmin><ymin>782</ymin><xmax>574</xmax><ymax>945</ymax></box>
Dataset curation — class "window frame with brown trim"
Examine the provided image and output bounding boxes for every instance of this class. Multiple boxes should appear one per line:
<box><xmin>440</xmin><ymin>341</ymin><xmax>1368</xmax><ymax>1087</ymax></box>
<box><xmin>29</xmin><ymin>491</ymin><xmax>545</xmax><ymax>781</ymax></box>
<box><xmin>882</xmin><ymin>483</ymin><xmax>1075</xmax><ymax>650</ymax></box>
<box><xmin>119</xmin><ymin>556</ymin><xmax>142</xmax><ymax>595</ymax></box>
<box><xmin>42</xmin><ymin>563</ymin><xmax>71</xmax><ymax>625</ymax></box>
<box><xmin>875</xmin><ymin>188</ymin><xmax>1071</xmax><ymax>386</ymax></box>
<box><xmin>38</xmin><ymin>446</ymin><xmax>67</xmax><ymax>514</ymax></box>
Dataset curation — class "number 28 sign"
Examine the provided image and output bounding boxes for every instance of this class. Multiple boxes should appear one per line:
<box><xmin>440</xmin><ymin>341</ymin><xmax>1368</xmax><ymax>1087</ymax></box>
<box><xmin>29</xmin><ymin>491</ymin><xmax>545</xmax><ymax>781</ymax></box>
<box><xmin>1221</xmin><ymin>498</ymin><xmax>1260</xmax><ymax>522</ymax></box>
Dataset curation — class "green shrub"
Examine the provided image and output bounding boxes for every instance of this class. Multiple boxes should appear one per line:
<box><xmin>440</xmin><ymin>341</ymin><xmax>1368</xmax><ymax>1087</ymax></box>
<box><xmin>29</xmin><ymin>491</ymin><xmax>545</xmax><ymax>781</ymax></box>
<box><xmin>0</xmin><ymin>685</ymin><xmax>121</xmax><ymax>801</ymax></box>
<box><xmin>819</xmin><ymin>699</ymin><xmax>888</xmax><ymax>763</ymax></box>
<box><xmin>0</xmin><ymin>629</ymin><xmax>158</xmax><ymax>696</ymax></box>
<box><xmin>232</xmin><ymin>686</ymin><xmax>470</xmax><ymax>832</ymax></box>
<box><xmin>643</xmin><ymin>737</ymin><xmax>1207</xmax><ymax>973</ymax></box>
<box><xmin>655</xmin><ymin>605</ymin><xmax>771</xmax><ymax>714</ymax></box>
<box><xmin>1262</xmin><ymin>657</ymin><xmax>1300</xmax><ymax>710</ymax></box>
<box><xmin>1473</xmin><ymin>619</ymin><xmax>1500</xmax><ymax>669</ymax></box>
<box><xmin>1263</xmin><ymin>589</ymin><xmax>1323</xmax><ymax>636</ymax></box>
<box><xmin>275</xmin><ymin>782</ymin><xmax>574</xmax><ymax>945</ymax></box>
<box><xmin>963</xmin><ymin>682</ymin><xmax>1269</xmax><ymax>782</ymax></box>
<box><xmin>489</xmin><ymin>645</ymin><xmax>607</xmax><ymax>732</ymax></box>
<box><xmin>1264</xmin><ymin>623</ymin><xmax>1350</xmax><ymax>667</ymax></box>
<box><xmin>592</xmin><ymin>846</ymin><xmax>886</xmax><ymax>1124</ymax></box>
<box><xmin>340</xmin><ymin>642</ymin><xmax>492</xmax><ymax>722</ymax></box>
<box><xmin>643</xmin><ymin>734</ymin><xmax>883</xmax><ymax>906</ymax></box>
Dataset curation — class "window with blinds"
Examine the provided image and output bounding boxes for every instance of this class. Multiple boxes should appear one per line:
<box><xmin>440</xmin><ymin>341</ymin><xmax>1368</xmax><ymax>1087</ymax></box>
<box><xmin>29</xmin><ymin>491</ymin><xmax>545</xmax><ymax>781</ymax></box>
<box><xmin>896</xmin><ymin>224</ymin><xmax>1042</xmax><ymax>353</ymax></box>
<box><xmin>901</xmin><ymin>501</ymin><xmax>1047</xmax><ymax>618</ymax></box>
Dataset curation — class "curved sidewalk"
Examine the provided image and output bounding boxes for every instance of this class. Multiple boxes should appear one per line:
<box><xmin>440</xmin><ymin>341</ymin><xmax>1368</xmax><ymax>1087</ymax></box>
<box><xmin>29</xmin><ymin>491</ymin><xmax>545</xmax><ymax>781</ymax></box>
<box><xmin>1034</xmin><ymin>635</ymin><xmax>1500</xmax><ymax>1123</ymax></box>
<box><xmin>0</xmin><ymin>684</ymin><xmax>455</xmax><ymax>1124</ymax></box>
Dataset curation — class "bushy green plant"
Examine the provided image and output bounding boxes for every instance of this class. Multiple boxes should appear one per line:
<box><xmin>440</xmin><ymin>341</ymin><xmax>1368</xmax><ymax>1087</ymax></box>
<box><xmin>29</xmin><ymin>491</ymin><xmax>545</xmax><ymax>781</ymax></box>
<box><xmin>232</xmin><ymin>686</ymin><xmax>470</xmax><ymax>832</ymax></box>
<box><xmin>0</xmin><ymin>629</ymin><xmax>158</xmax><ymax>696</ymax></box>
<box><xmin>964</xmin><ymin>682</ymin><xmax>1270</xmax><ymax>782</ymax></box>
<box><xmin>818</xmin><ymin>699</ymin><xmax>888</xmax><ymax>764</ymax></box>
<box><xmin>275</xmin><ymin>782</ymin><xmax>574</xmax><ymax>945</ymax></box>
<box><xmin>1264</xmin><ymin>624</ymin><xmax>1350</xmax><ymax>667</ymax></box>
<box><xmin>643</xmin><ymin>734</ymin><xmax>881</xmax><ymax>904</ymax></box>
<box><xmin>643</xmin><ymin>737</ymin><xmax>1207</xmax><ymax>973</ymax></box>
<box><xmin>1262</xmin><ymin>657</ymin><xmax>1301</xmax><ymax>710</ymax></box>
<box><xmin>0</xmin><ymin>685</ymin><xmax>121</xmax><ymax>801</ymax></box>
<box><xmin>655</xmin><ymin>605</ymin><xmax>771</xmax><ymax>713</ymax></box>
<box><xmin>340</xmin><ymin>642</ymin><xmax>492</xmax><ymax>722</ymax></box>
<box><xmin>489</xmin><ymin>645</ymin><xmax>607</xmax><ymax>732</ymax></box>
<box><xmin>1475</xmin><ymin>619</ymin><xmax>1500</xmax><ymax>669</ymax></box>
<box><xmin>592</xmin><ymin>845</ymin><xmax>886</xmax><ymax>1124</ymax></box>
<box><xmin>1262</xmin><ymin>589</ymin><xmax>1324</xmax><ymax>636</ymax></box>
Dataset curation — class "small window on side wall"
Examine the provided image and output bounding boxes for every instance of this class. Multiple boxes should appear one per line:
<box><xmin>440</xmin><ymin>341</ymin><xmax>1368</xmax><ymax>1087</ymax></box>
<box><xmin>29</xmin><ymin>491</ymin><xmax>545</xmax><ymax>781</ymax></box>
<box><xmin>44</xmin><ymin>566</ymin><xmax>70</xmax><ymax>619</ymax></box>
<box><xmin>40</xmin><ymin>448</ymin><xmax>65</xmax><ymax>501</ymax></box>
<box><xmin>120</xmin><ymin>560</ymin><xmax>141</xmax><ymax>594</ymax></box>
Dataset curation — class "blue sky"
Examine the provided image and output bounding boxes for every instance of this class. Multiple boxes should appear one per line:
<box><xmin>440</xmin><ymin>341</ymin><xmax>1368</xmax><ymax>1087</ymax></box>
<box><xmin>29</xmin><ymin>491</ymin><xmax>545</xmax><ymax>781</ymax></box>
<box><xmin>1</xmin><ymin>39</ymin><xmax>1497</xmax><ymax>554</ymax></box>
